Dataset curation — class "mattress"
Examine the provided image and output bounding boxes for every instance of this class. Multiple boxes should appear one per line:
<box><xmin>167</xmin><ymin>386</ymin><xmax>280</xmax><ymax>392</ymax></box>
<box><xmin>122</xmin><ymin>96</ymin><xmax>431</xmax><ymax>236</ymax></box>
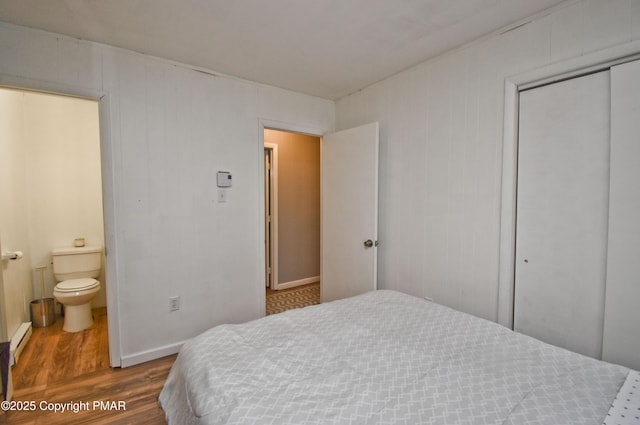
<box><xmin>159</xmin><ymin>290</ymin><xmax>633</xmax><ymax>425</ymax></box>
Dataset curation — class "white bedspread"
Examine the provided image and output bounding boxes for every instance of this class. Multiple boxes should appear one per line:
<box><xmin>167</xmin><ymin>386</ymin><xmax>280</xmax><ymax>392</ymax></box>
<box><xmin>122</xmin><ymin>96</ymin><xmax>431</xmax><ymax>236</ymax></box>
<box><xmin>159</xmin><ymin>290</ymin><xmax>630</xmax><ymax>425</ymax></box>
<box><xmin>603</xmin><ymin>370</ymin><xmax>640</xmax><ymax>425</ymax></box>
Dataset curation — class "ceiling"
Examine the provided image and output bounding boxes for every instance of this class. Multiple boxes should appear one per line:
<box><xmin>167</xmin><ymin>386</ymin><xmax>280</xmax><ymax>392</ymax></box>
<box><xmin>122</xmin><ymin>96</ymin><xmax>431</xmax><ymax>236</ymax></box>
<box><xmin>0</xmin><ymin>0</ymin><xmax>567</xmax><ymax>100</ymax></box>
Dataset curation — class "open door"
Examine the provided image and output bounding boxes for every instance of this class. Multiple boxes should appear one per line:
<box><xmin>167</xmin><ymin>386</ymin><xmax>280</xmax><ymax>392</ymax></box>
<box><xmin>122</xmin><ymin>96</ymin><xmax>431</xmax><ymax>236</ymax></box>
<box><xmin>321</xmin><ymin>122</ymin><xmax>379</xmax><ymax>302</ymax></box>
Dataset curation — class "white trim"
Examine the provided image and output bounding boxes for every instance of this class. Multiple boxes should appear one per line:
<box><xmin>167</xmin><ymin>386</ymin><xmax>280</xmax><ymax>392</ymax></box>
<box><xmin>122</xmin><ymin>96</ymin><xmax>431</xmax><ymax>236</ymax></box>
<box><xmin>498</xmin><ymin>39</ymin><xmax>640</xmax><ymax>329</ymax></box>
<box><xmin>497</xmin><ymin>82</ymin><xmax>519</xmax><ymax>329</ymax></box>
<box><xmin>9</xmin><ymin>322</ymin><xmax>32</xmax><ymax>366</ymax></box>
<box><xmin>515</xmin><ymin>43</ymin><xmax>640</xmax><ymax>91</ymax></box>
<box><xmin>0</xmin><ymin>75</ymin><xmax>121</xmax><ymax>367</ymax></box>
<box><xmin>264</xmin><ymin>143</ymin><xmax>279</xmax><ymax>290</ymax></box>
<box><xmin>120</xmin><ymin>340</ymin><xmax>184</xmax><ymax>368</ymax></box>
<box><xmin>274</xmin><ymin>276</ymin><xmax>320</xmax><ymax>291</ymax></box>
<box><xmin>259</xmin><ymin>119</ymin><xmax>328</xmax><ymax>138</ymax></box>
<box><xmin>98</xmin><ymin>93</ymin><xmax>122</xmax><ymax>368</ymax></box>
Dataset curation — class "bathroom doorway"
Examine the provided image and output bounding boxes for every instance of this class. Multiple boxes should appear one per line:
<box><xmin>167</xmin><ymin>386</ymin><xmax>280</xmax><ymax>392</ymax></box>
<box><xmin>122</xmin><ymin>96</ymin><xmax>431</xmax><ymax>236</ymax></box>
<box><xmin>0</xmin><ymin>87</ymin><xmax>108</xmax><ymax>390</ymax></box>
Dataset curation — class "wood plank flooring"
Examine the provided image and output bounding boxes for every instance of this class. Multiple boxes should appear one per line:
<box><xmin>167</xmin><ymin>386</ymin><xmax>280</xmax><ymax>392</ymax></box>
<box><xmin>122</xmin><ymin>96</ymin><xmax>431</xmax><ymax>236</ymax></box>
<box><xmin>4</xmin><ymin>308</ymin><xmax>175</xmax><ymax>425</ymax></box>
<box><xmin>12</xmin><ymin>308</ymin><xmax>110</xmax><ymax>390</ymax></box>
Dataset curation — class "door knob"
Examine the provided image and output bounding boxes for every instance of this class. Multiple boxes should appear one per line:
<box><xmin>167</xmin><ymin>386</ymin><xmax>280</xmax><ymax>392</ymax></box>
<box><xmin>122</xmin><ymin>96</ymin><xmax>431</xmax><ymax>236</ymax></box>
<box><xmin>364</xmin><ymin>239</ymin><xmax>374</xmax><ymax>248</ymax></box>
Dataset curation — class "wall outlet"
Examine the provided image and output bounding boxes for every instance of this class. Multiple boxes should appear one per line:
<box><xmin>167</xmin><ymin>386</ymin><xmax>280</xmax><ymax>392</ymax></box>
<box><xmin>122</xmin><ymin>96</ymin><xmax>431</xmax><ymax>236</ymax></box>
<box><xmin>169</xmin><ymin>296</ymin><xmax>180</xmax><ymax>311</ymax></box>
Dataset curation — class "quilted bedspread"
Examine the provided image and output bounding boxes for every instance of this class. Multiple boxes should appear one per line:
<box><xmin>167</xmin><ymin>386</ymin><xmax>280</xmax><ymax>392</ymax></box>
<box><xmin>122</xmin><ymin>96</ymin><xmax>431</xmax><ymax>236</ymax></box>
<box><xmin>159</xmin><ymin>290</ymin><xmax>630</xmax><ymax>425</ymax></box>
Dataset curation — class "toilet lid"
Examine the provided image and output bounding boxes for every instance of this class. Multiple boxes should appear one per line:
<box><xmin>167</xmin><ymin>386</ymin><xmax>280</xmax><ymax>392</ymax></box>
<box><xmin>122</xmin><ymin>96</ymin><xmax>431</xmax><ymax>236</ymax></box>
<box><xmin>56</xmin><ymin>278</ymin><xmax>99</xmax><ymax>292</ymax></box>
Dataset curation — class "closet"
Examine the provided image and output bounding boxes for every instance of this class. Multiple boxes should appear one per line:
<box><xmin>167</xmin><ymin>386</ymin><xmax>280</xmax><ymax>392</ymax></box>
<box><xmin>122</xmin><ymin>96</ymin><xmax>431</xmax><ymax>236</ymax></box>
<box><xmin>601</xmin><ymin>60</ymin><xmax>640</xmax><ymax>370</ymax></box>
<box><xmin>514</xmin><ymin>60</ymin><xmax>640</xmax><ymax>370</ymax></box>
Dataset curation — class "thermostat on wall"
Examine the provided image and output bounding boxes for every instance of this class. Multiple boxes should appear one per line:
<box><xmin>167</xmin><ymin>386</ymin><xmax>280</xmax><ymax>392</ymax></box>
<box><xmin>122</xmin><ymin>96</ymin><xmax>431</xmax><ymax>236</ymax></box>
<box><xmin>217</xmin><ymin>171</ymin><xmax>232</xmax><ymax>187</ymax></box>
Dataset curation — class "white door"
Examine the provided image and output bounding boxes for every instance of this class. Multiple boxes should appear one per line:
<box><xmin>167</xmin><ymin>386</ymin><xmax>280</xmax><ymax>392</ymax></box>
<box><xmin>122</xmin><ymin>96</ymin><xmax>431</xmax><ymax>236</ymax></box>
<box><xmin>514</xmin><ymin>72</ymin><xmax>610</xmax><ymax>359</ymax></box>
<box><xmin>321</xmin><ymin>122</ymin><xmax>379</xmax><ymax>303</ymax></box>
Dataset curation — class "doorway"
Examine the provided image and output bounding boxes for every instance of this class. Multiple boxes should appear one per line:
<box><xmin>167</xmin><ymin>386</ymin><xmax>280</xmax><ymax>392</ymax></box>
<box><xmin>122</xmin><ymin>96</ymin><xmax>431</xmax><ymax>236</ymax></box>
<box><xmin>0</xmin><ymin>87</ymin><xmax>109</xmax><ymax>391</ymax></box>
<box><xmin>263</xmin><ymin>129</ymin><xmax>321</xmax><ymax>293</ymax></box>
<box><xmin>259</xmin><ymin>121</ymin><xmax>379</xmax><ymax>313</ymax></box>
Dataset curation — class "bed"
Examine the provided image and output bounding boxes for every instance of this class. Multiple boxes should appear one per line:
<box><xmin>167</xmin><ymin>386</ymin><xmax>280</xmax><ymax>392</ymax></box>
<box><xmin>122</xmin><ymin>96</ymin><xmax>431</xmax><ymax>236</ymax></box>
<box><xmin>159</xmin><ymin>290</ymin><xmax>638</xmax><ymax>424</ymax></box>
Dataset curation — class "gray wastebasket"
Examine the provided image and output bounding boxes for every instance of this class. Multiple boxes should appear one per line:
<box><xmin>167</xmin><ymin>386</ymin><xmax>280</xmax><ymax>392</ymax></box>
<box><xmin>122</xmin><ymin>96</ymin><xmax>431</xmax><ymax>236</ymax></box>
<box><xmin>30</xmin><ymin>298</ymin><xmax>56</xmax><ymax>328</ymax></box>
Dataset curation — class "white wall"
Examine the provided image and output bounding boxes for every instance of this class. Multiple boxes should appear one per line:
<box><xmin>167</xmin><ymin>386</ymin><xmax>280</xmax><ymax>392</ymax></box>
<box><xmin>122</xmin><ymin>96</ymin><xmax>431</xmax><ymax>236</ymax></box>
<box><xmin>0</xmin><ymin>22</ymin><xmax>334</xmax><ymax>365</ymax></box>
<box><xmin>336</xmin><ymin>0</ymin><xmax>640</xmax><ymax>322</ymax></box>
<box><xmin>0</xmin><ymin>89</ymin><xmax>32</xmax><ymax>342</ymax></box>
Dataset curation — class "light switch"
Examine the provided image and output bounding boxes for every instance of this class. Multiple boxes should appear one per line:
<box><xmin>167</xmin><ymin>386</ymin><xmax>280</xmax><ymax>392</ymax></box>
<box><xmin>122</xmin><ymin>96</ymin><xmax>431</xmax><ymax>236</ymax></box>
<box><xmin>218</xmin><ymin>189</ymin><xmax>227</xmax><ymax>203</ymax></box>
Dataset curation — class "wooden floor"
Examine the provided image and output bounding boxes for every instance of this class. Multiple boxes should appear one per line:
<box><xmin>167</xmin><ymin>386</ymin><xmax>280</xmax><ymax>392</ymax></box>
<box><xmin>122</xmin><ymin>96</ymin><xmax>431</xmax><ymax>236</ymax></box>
<box><xmin>12</xmin><ymin>308</ymin><xmax>110</xmax><ymax>389</ymax></box>
<box><xmin>4</xmin><ymin>308</ymin><xmax>175</xmax><ymax>425</ymax></box>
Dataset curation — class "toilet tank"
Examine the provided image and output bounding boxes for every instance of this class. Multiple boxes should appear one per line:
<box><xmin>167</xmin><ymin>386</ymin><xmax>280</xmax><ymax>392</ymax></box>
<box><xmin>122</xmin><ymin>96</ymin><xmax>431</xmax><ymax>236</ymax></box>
<box><xmin>52</xmin><ymin>245</ymin><xmax>103</xmax><ymax>281</ymax></box>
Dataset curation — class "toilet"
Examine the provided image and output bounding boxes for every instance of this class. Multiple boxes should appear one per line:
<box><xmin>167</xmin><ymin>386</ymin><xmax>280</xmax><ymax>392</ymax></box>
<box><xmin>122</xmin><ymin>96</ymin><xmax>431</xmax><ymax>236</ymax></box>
<box><xmin>52</xmin><ymin>245</ymin><xmax>102</xmax><ymax>332</ymax></box>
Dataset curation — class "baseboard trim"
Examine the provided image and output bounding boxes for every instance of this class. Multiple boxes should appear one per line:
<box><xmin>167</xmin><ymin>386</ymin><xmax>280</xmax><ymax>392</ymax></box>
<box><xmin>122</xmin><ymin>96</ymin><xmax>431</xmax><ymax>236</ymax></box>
<box><xmin>10</xmin><ymin>322</ymin><xmax>32</xmax><ymax>366</ymax></box>
<box><xmin>120</xmin><ymin>340</ymin><xmax>185</xmax><ymax>368</ymax></box>
<box><xmin>275</xmin><ymin>276</ymin><xmax>320</xmax><ymax>291</ymax></box>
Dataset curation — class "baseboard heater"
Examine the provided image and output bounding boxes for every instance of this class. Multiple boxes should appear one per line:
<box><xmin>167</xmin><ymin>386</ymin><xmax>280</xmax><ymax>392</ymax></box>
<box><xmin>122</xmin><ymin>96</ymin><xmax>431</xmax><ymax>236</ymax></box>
<box><xmin>10</xmin><ymin>322</ymin><xmax>32</xmax><ymax>366</ymax></box>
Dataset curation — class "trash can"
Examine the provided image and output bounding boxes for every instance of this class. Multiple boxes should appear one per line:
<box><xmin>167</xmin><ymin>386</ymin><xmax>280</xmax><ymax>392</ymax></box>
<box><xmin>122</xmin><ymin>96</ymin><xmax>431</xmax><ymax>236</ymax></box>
<box><xmin>30</xmin><ymin>298</ymin><xmax>56</xmax><ymax>328</ymax></box>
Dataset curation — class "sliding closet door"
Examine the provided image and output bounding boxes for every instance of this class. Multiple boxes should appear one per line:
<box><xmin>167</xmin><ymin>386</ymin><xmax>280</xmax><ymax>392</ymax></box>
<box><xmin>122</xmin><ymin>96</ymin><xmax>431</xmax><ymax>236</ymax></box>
<box><xmin>514</xmin><ymin>71</ymin><xmax>610</xmax><ymax>359</ymax></box>
<box><xmin>602</xmin><ymin>60</ymin><xmax>640</xmax><ymax>370</ymax></box>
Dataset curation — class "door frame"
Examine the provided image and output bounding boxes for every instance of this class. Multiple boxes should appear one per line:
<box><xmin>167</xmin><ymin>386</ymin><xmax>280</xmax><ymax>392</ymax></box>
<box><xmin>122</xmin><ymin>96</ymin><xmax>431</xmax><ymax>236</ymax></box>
<box><xmin>263</xmin><ymin>143</ymin><xmax>279</xmax><ymax>289</ymax></box>
<box><xmin>498</xmin><ymin>40</ymin><xmax>640</xmax><ymax>329</ymax></box>
<box><xmin>0</xmin><ymin>75</ymin><xmax>121</xmax><ymax>367</ymax></box>
<box><xmin>258</xmin><ymin>119</ymin><xmax>325</xmax><ymax>306</ymax></box>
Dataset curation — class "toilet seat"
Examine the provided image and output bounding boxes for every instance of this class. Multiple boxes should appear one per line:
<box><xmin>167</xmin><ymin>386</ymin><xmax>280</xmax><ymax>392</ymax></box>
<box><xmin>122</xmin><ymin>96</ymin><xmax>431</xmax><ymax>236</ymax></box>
<box><xmin>55</xmin><ymin>278</ymin><xmax>99</xmax><ymax>293</ymax></box>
